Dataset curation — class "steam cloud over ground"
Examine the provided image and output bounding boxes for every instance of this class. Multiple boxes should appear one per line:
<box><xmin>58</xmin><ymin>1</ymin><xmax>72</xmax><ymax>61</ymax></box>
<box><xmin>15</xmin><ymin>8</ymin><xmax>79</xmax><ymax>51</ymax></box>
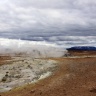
<box><xmin>0</xmin><ymin>38</ymin><xmax>66</xmax><ymax>57</ymax></box>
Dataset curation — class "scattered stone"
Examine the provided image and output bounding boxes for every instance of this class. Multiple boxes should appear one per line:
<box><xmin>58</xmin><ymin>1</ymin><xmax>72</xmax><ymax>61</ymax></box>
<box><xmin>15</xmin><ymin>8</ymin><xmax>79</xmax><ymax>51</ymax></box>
<box><xmin>30</xmin><ymin>90</ymin><xmax>35</xmax><ymax>93</ymax></box>
<box><xmin>90</xmin><ymin>88</ymin><xmax>96</xmax><ymax>93</ymax></box>
<box><xmin>40</xmin><ymin>92</ymin><xmax>42</xmax><ymax>95</ymax></box>
<box><xmin>2</xmin><ymin>77</ymin><xmax>7</xmax><ymax>82</ymax></box>
<box><xmin>5</xmin><ymin>72</ymin><xmax>9</xmax><ymax>77</ymax></box>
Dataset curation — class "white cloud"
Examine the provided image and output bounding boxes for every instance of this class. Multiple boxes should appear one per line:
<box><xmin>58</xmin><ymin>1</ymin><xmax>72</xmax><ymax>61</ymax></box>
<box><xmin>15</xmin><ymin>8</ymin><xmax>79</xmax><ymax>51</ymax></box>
<box><xmin>0</xmin><ymin>0</ymin><xmax>96</xmax><ymax>36</ymax></box>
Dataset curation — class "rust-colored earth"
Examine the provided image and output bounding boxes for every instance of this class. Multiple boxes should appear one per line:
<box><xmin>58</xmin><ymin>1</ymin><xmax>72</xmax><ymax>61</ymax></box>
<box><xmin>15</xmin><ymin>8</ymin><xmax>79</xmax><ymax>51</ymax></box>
<box><xmin>0</xmin><ymin>56</ymin><xmax>11</xmax><ymax>65</ymax></box>
<box><xmin>1</xmin><ymin>52</ymin><xmax>96</xmax><ymax>96</ymax></box>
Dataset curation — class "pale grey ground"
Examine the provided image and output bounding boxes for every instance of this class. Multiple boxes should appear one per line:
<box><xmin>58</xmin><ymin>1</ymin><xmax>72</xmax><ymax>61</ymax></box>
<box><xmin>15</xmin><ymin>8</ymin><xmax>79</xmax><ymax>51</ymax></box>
<box><xmin>0</xmin><ymin>57</ymin><xmax>58</xmax><ymax>93</ymax></box>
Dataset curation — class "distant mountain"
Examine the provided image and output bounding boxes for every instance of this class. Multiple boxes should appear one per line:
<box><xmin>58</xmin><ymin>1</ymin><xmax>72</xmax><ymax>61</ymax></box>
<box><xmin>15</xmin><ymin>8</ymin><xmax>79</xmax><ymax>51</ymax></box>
<box><xmin>67</xmin><ymin>46</ymin><xmax>96</xmax><ymax>51</ymax></box>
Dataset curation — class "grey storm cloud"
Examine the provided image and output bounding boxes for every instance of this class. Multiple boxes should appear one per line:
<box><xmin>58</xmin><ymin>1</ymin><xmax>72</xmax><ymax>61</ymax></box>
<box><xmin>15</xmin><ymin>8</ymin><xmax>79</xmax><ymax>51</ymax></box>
<box><xmin>0</xmin><ymin>0</ymin><xmax>96</xmax><ymax>36</ymax></box>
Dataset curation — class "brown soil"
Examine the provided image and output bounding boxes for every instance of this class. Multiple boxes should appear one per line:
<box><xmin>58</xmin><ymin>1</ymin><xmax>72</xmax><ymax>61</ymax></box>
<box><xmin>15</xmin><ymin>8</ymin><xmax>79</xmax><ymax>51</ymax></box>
<box><xmin>0</xmin><ymin>56</ymin><xmax>11</xmax><ymax>65</ymax></box>
<box><xmin>68</xmin><ymin>50</ymin><xmax>96</xmax><ymax>56</ymax></box>
<box><xmin>1</xmin><ymin>55</ymin><xmax>96</xmax><ymax>96</ymax></box>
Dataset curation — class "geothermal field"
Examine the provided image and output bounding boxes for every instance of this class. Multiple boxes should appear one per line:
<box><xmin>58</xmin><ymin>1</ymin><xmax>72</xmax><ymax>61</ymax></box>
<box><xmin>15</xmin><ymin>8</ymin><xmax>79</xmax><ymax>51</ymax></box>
<box><xmin>0</xmin><ymin>56</ymin><xmax>58</xmax><ymax>93</ymax></box>
<box><xmin>0</xmin><ymin>51</ymin><xmax>96</xmax><ymax>96</ymax></box>
<box><xmin>0</xmin><ymin>40</ymin><xmax>96</xmax><ymax>96</ymax></box>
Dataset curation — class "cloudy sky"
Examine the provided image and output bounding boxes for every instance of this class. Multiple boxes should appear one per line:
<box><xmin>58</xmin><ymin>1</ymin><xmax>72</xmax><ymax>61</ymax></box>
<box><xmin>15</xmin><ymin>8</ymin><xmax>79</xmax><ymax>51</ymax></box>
<box><xmin>0</xmin><ymin>0</ymin><xmax>96</xmax><ymax>40</ymax></box>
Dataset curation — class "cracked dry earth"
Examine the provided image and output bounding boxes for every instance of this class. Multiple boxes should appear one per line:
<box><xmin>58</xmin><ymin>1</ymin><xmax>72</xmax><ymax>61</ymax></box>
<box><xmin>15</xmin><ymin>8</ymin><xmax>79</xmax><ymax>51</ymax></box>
<box><xmin>1</xmin><ymin>56</ymin><xmax>96</xmax><ymax>96</ymax></box>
